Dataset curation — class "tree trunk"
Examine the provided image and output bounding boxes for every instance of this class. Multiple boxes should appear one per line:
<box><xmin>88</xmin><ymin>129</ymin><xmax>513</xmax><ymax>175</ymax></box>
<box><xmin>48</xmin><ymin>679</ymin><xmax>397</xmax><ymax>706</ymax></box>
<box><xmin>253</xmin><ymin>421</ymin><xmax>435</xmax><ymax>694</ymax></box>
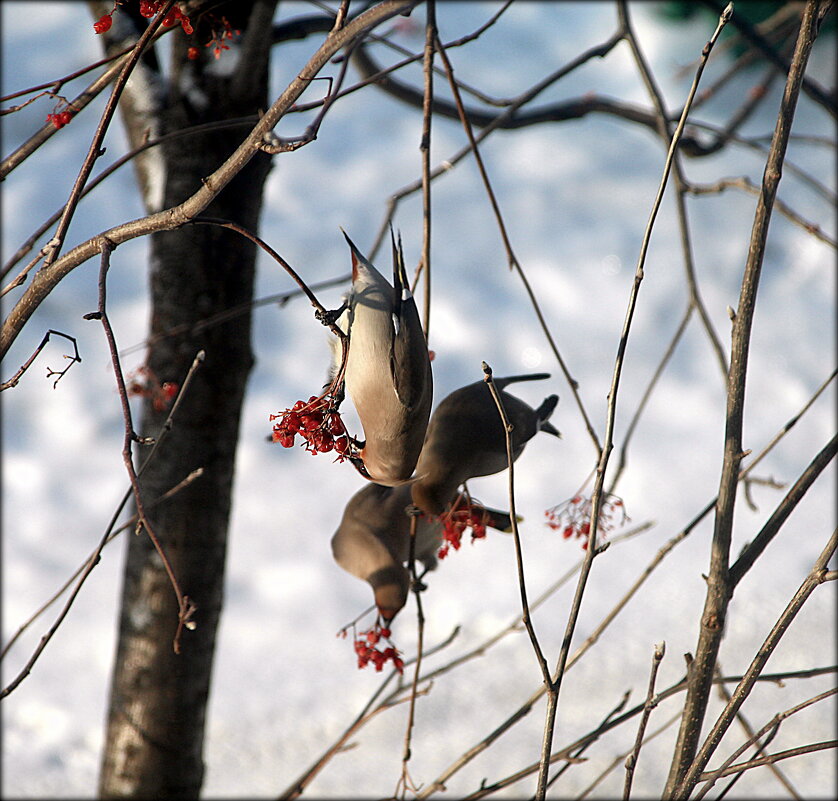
<box><xmin>99</xmin><ymin>2</ymin><xmax>277</xmax><ymax>796</ymax></box>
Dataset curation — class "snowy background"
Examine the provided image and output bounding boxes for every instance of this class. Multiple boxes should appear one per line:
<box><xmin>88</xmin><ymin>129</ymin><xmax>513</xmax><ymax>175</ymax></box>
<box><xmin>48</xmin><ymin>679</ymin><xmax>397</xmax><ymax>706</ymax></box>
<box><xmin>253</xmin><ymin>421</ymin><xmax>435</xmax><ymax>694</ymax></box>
<box><xmin>2</xmin><ymin>2</ymin><xmax>835</xmax><ymax>798</ymax></box>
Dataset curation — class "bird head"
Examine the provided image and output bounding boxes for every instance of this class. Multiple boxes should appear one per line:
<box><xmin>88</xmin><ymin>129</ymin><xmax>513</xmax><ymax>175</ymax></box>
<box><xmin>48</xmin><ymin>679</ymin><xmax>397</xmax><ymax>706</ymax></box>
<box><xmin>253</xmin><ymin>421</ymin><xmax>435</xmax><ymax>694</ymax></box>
<box><xmin>373</xmin><ymin>582</ymin><xmax>408</xmax><ymax>624</ymax></box>
<box><xmin>410</xmin><ymin>478</ymin><xmax>450</xmax><ymax>518</ymax></box>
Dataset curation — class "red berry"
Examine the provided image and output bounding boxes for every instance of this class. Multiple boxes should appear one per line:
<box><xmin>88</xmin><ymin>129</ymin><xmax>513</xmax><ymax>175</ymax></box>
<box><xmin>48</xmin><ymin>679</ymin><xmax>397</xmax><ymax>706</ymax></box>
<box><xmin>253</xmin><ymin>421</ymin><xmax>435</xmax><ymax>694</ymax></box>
<box><xmin>94</xmin><ymin>14</ymin><xmax>113</xmax><ymax>34</ymax></box>
<box><xmin>187</xmin><ymin>46</ymin><xmax>199</xmax><ymax>60</ymax></box>
<box><xmin>273</xmin><ymin>431</ymin><xmax>294</xmax><ymax>448</ymax></box>
<box><xmin>301</xmin><ymin>412</ymin><xmax>323</xmax><ymax>430</ymax></box>
<box><xmin>139</xmin><ymin>0</ymin><xmax>158</xmax><ymax>17</ymax></box>
<box><xmin>333</xmin><ymin>437</ymin><xmax>349</xmax><ymax>454</ymax></box>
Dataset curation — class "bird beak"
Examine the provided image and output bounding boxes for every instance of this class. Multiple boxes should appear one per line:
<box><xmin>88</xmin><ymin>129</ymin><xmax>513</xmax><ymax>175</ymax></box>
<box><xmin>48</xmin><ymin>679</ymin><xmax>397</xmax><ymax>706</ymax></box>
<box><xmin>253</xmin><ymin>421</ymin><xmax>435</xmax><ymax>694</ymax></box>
<box><xmin>349</xmin><ymin>454</ymin><xmax>372</xmax><ymax>481</ymax></box>
<box><xmin>340</xmin><ymin>228</ymin><xmax>365</xmax><ymax>281</ymax></box>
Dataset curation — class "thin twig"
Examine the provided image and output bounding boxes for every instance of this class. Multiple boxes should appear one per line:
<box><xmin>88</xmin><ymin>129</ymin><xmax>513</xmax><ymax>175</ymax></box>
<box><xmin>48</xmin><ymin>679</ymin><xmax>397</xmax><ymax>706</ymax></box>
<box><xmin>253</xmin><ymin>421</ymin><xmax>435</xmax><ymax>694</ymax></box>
<box><xmin>536</xmin><ymin>7</ymin><xmax>731</xmax><ymax>796</ymax></box>
<box><xmin>185</xmin><ymin>218</ymin><xmax>347</xmax><ymax>341</ymax></box>
<box><xmin>577</xmin><ymin>711</ymin><xmax>682</xmax><ymax>799</ymax></box>
<box><xmin>1</xmin><ymin>50</ymin><xmax>128</xmax><ymax>179</ymax></box>
<box><xmin>89</xmin><ymin>241</ymin><xmax>196</xmax><ymax>652</ymax></box>
<box><xmin>618</xmin><ymin>0</ymin><xmax>729</xmax><ymax>382</ymax></box>
<box><xmin>623</xmin><ymin>642</ymin><xmax>666</xmax><ymax>800</ymax></box>
<box><xmin>695</xmin><ymin>684</ymin><xmax>837</xmax><ymax>798</ymax></box>
<box><xmin>419</xmin><ymin>0</ymin><xmax>435</xmax><ymax>338</ymax></box>
<box><xmin>482</xmin><ymin>362</ymin><xmax>552</xmax><ymax>685</ymax></box>
<box><xmin>0</xmin><ymin>328</ymin><xmax>81</xmax><ymax>390</ymax></box>
<box><xmin>2</xmin><ymin>117</ymin><xmax>256</xmax><ymax>282</ymax></box>
<box><xmin>607</xmin><ymin>304</ymin><xmax>693</xmax><ymax>493</ymax></box>
<box><xmin>461</xmin><ymin>692</ymin><xmax>631</xmax><ymax>800</ymax></box>
<box><xmin>699</xmin><ymin>741</ymin><xmax>838</xmax><ymax>782</ymax></box>
<box><xmin>397</xmin><ymin>510</ymin><xmax>426</xmax><ymax>800</ymax></box>
<box><xmin>730</xmin><ymin>432</ymin><xmax>837</xmax><ymax>589</ymax></box>
<box><xmin>280</xmin><ymin>625</ymin><xmax>462</xmax><ymax>799</ymax></box>
<box><xmin>40</xmin><ymin>0</ymin><xmax>179</xmax><ymax>271</ymax></box>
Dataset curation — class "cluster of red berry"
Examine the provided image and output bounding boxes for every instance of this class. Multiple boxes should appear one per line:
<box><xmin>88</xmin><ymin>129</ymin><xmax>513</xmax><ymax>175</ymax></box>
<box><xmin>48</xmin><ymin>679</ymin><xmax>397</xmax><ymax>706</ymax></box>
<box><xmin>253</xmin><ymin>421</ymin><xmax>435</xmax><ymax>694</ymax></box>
<box><xmin>126</xmin><ymin>366</ymin><xmax>179</xmax><ymax>413</ymax></box>
<box><xmin>271</xmin><ymin>395</ymin><xmax>354</xmax><ymax>460</ymax></box>
<box><xmin>46</xmin><ymin>109</ymin><xmax>75</xmax><ymax>129</ymax></box>
<box><xmin>352</xmin><ymin>623</ymin><xmax>404</xmax><ymax>674</ymax></box>
<box><xmin>201</xmin><ymin>15</ymin><xmax>240</xmax><ymax>60</ymax></box>
<box><xmin>545</xmin><ymin>493</ymin><xmax>628</xmax><ymax>548</ymax></box>
<box><xmin>91</xmin><ymin>2</ymin><xmax>240</xmax><ymax>63</ymax></box>
<box><xmin>437</xmin><ymin>505</ymin><xmax>489</xmax><ymax>560</ymax></box>
<box><xmin>94</xmin><ymin>2</ymin><xmax>193</xmax><ymax>36</ymax></box>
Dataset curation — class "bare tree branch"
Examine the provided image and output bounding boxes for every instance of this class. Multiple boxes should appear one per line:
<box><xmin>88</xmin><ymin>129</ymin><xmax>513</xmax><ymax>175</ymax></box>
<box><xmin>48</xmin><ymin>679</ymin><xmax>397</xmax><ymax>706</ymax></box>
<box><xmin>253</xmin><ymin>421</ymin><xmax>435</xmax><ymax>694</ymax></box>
<box><xmin>666</xmin><ymin>5</ymin><xmax>827</xmax><ymax>790</ymax></box>
<box><xmin>0</xmin><ymin>0</ymin><xmax>420</xmax><ymax>359</ymax></box>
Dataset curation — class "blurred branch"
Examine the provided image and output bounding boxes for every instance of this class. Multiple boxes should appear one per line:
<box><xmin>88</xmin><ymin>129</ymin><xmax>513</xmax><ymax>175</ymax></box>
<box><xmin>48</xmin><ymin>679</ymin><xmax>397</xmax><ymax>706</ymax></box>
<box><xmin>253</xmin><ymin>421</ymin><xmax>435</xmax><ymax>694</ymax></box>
<box><xmin>0</xmin><ymin>467</ymin><xmax>203</xmax><ymax>663</ymax></box>
<box><xmin>1</xmin><ymin>117</ymin><xmax>256</xmax><ymax>283</ymax></box>
<box><xmin>443</xmin><ymin>667</ymin><xmax>837</xmax><ymax>800</ymax></box>
<box><xmin>532</xmin><ymin>3</ymin><xmax>732</xmax><ymax>796</ymax></box>
<box><xmin>619</xmin><ymin>1</ymin><xmax>729</xmax><ymax>382</ymax></box>
<box><xmin>687</xmin><ymin>176</ymin><xmax>837</xmax><ymax>247</ymax></box>
<box><xmin>699</xmin><ymin>740</ymin><xmax>838</xmax><ymax>783</ymax></box>
<box><xmin>461</xmin><ymin>692</ymin><xmax>630</xmax><ymax>800</ymax></box>
<box><xmin>698</xmin><ymin>0</ymin><xmax>836</xmax><ymax>117</ymax></box>
<box><xmin>433</xmin><ymin>29</ymin><xmax>605</xmax><ymax>454</ymax></box>
<box><xmin>709</xmin><ymin>663</ymin><xmax>803</xmax><ymax>799</ymax></box>
<box><xmin>577</xmin><ymin>711</ymin><xmax>682</xmax><ymax>799</ymax></box>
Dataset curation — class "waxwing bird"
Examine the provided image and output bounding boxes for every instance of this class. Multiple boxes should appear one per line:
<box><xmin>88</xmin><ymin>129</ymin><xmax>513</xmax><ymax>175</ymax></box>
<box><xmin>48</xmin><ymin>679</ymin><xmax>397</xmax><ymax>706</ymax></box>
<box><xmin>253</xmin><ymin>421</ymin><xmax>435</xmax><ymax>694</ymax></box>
<box><xmin>330</xmin><ymin>230</ymin><xmax>433</xmax><ymax>486</ymax></box>
<box><xmin>411</xmin><ymin>373</ymin><xmax>560</xmax><ymax>516</ymax></box>
<box><xmin>332</xmin><ymin>482</ymin><xmax>513</xmax><ymax>622</ymax></box>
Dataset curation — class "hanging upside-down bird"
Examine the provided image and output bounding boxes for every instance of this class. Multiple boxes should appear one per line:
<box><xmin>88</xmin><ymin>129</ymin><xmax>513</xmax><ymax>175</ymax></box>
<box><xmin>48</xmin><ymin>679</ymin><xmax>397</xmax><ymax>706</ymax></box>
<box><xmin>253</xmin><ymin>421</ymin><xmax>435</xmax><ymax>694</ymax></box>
<box><xmin>330</xmin><ymin>230</ymin><xmax>433</xmax><ymax>486</ymax></box>
<box><xmin>332</xmin><ymin>374</ymin><xmax>559</xmax><ymax>622</ymax></box>
<box><xmin>411</xmin><ymin>373</ymin><xmax>560</xmax><ymax>517</ymax></box>
<box><xmin>331</xmin><ymin>482</ymin><xmax>513</xmax><ymax>623</ymax></box>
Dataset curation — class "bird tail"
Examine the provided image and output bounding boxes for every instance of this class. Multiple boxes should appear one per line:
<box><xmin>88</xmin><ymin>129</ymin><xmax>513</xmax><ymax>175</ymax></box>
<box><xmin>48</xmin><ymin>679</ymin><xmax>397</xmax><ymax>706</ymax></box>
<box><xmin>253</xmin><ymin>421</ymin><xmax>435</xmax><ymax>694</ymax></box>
<box><xmin>481</xmin><ymin>507</ymin><xmax>524</xmax><ymax>533</ymax></box>
<box><xmin>536</xmin><ymin>394</ymin><xmax>561</xmax><ymax>438</ymax></box>
<box><xmin>493</xmin><ymin>372</ymin><xmax>551</xmax><ymax>389</ymax></box>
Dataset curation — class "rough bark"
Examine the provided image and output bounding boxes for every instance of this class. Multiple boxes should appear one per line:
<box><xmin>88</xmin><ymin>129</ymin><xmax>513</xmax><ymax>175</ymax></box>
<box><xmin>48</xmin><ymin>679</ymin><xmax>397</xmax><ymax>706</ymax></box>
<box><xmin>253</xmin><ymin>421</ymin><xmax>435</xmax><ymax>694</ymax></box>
<box><xmin>99</xmin><ymin>2</ymin><xmax>277</xmax><ymax>796</ymax></box>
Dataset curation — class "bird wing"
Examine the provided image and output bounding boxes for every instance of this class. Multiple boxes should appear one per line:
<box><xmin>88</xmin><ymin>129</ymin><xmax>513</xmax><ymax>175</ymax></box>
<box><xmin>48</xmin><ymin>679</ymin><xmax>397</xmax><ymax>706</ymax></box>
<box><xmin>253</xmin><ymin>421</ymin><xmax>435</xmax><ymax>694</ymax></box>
<box><xmin>389</xmin><ymin>228</ymin><xmax>430</xmax><ymax>410</ymax></box>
